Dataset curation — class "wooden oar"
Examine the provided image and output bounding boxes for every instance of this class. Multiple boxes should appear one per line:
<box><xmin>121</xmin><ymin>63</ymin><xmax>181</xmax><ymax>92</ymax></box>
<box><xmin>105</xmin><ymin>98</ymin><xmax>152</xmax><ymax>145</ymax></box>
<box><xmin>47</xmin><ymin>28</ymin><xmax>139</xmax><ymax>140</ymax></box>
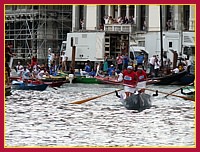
<box><xmin>52</xmin><ymin>87</ymin><xmax>58</xmax><ymax>90</ymax></box>
<box><xmin>164</xmin><ymin>83</ymin><xmax>194</xmax><ymax>98</ymax></box>
<box><xmin>145</xmin><ymin>88</ymin><xmax>194</xmax><ymax>101</ymax></box>
<box><xmin>70</xmin><ymin>88</ymin><xmax>123</xmax><ymax>104</ymax></box>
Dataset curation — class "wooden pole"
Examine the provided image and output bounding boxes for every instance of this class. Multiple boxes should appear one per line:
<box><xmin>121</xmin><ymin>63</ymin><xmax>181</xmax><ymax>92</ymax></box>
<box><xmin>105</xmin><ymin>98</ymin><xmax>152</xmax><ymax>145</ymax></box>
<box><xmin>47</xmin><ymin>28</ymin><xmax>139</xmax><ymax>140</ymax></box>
<box><xmin>160</xmin><ymin>5</ymin><xmax>164</xmax><ymax>68</ymax></box>
<box><xmin>71</xmin><ymin>46</ymin><xmax>76</xmax><ymax>72</ymax></box>
<box><xmin>164</xmin><ymin>83</ymin><xmax>193</xmax><ymax>98</ymax></box>
<box><xmin>70</xmin><ymin>89</ymin><xmax>123</xmax><ymax>104</ymax></box>
<box><xmin>145</xmin><ymin>88</ymin><xmax>194</xmax><ymax>101</ymax></box>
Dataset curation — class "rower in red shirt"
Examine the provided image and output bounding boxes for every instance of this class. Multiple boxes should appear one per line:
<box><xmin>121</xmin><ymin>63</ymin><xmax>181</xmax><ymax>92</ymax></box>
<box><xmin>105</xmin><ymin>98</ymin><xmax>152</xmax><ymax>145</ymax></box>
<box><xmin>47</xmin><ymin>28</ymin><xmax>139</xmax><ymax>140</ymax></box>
<box><xmin>123</xmin><ymin>65</ymin><xmax>138</xmax><ymax>98</ymax></box>
<box><xmin>136</xmin><ymin>65</ymin><xmax>147</xmax><ymax>93</ymax></box>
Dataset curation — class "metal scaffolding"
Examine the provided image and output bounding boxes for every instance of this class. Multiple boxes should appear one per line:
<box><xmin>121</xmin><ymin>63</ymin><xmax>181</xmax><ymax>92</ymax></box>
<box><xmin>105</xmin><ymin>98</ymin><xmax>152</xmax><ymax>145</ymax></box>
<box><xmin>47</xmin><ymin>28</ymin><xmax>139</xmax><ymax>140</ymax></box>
<box><xmin>5</xmin><ymin>5</ymin><xmax>72</xmax><ymax>66</ymax></box>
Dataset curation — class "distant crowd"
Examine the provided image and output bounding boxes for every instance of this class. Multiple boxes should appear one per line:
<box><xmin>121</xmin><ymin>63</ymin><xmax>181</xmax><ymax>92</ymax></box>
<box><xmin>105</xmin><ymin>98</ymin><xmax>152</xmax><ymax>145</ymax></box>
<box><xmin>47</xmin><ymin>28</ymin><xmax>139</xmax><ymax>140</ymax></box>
<box><xmin>5</xmin><ymin>42</ymin><xmax>193</xmax><ymax>86</ymax></box>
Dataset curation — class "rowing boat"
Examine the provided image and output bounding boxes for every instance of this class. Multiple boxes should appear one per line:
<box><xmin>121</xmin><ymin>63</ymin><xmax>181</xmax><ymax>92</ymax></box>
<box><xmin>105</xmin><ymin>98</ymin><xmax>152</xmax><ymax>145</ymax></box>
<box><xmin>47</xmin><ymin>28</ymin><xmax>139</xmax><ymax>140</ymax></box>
<box><xmin>150</xmin><ymin>70</ymin><xmax>189</xmax><ymax>85</ymax></box>
<box><xmin>12</xmin><ymin>80</ymin><xmax>48</xmax><ymax>91</ymax></box>
<box><xmin>181</xmin><ymin>85</ymin><xmax>195</xmax><ymax>100</ymax></box>
<box><xmin>43</xmin><ymin>80</ymin><xmax>67</xmax><ymax>87</ymax></box>
<box><xmin>73</xmin><ymin>76</ymin><xmax>101</xmax><ymax>84</ymax></box>
<box><xmin>95</xmin><ymin>76</ymin><xmax>122</xmax><ymax>85</ymax></box>
<box><xmin>115</xmin><ymin>91</ymin><xmax>152</xmax><ymax>112</ymax></box>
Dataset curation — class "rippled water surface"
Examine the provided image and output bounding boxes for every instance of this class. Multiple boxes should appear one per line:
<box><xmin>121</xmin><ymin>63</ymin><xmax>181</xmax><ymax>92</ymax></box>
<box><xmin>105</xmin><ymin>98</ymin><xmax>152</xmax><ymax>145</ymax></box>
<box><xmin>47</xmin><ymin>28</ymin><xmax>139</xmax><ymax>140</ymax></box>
<box><xmin>5</xmin><ymin>83</ymin><xmax>195</xmax><ymax>147</ymax></box>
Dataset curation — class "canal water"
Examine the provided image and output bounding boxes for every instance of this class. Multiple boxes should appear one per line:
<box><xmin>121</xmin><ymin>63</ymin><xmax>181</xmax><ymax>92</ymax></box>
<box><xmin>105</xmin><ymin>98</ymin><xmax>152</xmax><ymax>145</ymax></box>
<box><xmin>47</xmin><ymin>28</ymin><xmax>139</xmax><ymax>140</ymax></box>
<box><xmin>5</xmin><ymin>83</ymin><xmax>195</xmax><ymax>147</ymax></box>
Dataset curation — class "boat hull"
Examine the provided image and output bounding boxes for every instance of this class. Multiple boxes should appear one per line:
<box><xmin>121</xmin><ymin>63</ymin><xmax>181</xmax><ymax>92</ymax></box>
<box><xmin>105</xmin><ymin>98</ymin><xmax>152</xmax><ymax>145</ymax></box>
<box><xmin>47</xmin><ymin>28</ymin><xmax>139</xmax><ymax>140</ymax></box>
<box><xmin>120</xmin><ymin>93</ymin><xmax>152</xmax><ymax>112</ymax></box>
<box><xmin>12</xmin><ymin>81</ymin><xmax>48</xmax><ymax>91</ymax></box>
<box><xmin>73</xmin><ymin>76</ymin><xmax>101</xmax><ymax>84</ymax></box>
<box><xmin>152</xmin><ymin>70</ymin><xmax>188</xmax><ymax>85</ymax></box>
<box><xmin>95</xmin><ymin>76</ymin><xmax>122</xmax><ymax>85</ymax></box>
<box><xmin>5</xmin><ymin>85</ymin><xmax>11</xmax><ymax>96</ymax></box>
<box><xmin>181</xmin><ymin>85</ymin><xmax>195</xmax><ymax>100</ymax></box>
<box><xmin>43</xmin><ymin>81</ymin><xmax>67</xmax><ymax>87</ymax></box>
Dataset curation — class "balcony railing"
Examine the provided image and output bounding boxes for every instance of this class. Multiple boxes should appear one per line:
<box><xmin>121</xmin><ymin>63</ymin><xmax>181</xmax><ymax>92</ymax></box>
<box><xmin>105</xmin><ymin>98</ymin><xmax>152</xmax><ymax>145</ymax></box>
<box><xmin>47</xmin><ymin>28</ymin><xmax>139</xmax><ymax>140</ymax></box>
<box><xmin>104</xmin><ymin>24</ymin><xmax>136</xmax><ymax>33</ymax></box>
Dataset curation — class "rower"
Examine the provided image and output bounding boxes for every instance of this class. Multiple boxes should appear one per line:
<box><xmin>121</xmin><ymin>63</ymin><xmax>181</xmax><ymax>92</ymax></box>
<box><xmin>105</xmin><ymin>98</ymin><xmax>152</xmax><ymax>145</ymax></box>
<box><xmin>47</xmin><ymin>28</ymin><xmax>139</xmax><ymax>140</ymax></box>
<box><xmin>136</xmin><ymin>65</ymin><xmax>147</xmax><ymax>93</ymax></box>
<box><xmin>122</xmin><ymin>65</ymin><xmax>138</xmax><ymax>98</ymax></box>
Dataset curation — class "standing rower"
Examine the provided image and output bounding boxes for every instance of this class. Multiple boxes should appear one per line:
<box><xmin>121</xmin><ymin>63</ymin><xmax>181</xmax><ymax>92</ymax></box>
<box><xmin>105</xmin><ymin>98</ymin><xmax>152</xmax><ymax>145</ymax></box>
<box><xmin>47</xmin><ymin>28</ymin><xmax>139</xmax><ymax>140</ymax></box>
<box><xmin>123</xmin><ymin>66</ymin><xmax>138</xmax><ymax>98</ymax></box>
<box><xmin>136</xmin><ymin>65</ymin><xmax>147</xmax><ymax>93</ymax></box>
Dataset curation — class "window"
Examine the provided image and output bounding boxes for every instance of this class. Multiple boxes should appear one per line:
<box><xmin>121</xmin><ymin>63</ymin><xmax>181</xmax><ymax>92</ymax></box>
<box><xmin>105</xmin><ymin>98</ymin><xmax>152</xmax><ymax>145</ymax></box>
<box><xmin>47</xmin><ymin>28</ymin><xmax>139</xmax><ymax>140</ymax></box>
<box><xmin>169</xmin><ymin>42</ymin><xmax>172</xmax><ymax>47</ymax></box>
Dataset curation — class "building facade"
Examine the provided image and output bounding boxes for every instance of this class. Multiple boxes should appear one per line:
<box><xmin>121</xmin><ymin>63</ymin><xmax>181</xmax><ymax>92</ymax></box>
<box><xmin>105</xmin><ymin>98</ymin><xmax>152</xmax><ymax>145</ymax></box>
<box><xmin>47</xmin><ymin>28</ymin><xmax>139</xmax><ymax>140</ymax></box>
<box><xmin>72</xmin><ymin>5</ymin><xmax>195</xmax><ymax>61</ymax></box>
<box><xmin>5</xmin><ymin>5</ymin><xmax>195</xmax><ymax>66</ymax></box>
<box><xmin>72</xmin><ymin>5</ymin><xmax>195</xmax><ymax>32</ymax></box>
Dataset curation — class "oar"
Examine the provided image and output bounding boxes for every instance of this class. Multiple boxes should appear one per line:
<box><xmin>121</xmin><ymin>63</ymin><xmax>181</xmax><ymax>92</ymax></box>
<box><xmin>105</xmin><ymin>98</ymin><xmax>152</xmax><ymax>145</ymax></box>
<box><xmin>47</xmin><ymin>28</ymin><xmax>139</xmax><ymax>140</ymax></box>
<box><xmin>145</xmin><ymin>88</ymin><xmax>194</xmax><ymax>101</ymax></box>
<box><xmin>164</xmin><ymin>83</ymin><xmax>194</xmax><ymax>98</ymax></box>
<box><xmin>52</xmin><ymin>87</ymin><xmax>58</xmax><ymax>90</ymax></box>
<box><xmin>70</xmin><ymin>88</ymin><xmax>123</xmax><ymax>104</ymax></box>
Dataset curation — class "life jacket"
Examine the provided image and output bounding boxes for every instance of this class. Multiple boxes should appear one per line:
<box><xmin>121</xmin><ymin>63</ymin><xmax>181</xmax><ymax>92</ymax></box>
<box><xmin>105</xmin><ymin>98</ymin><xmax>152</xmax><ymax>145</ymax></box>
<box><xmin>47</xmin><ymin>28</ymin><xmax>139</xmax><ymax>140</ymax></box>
<box><xmin>137</xmin><ymin>70</ymin><xmax>147</xmax><ymax>82</ymax></box>
<box><xmin>123</xmin><ymin>70</ymin><xmax>138</xmax><ymax>87</ymax></box>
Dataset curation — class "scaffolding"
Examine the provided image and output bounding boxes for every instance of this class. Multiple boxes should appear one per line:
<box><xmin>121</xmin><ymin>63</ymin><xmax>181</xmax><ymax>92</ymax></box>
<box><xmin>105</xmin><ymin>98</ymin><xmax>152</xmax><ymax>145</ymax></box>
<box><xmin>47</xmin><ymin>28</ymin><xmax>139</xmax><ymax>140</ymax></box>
<box><xmin>5</xmin><ymin>5</ymin><xmax>72</xmax><ymax>66</ymax></box>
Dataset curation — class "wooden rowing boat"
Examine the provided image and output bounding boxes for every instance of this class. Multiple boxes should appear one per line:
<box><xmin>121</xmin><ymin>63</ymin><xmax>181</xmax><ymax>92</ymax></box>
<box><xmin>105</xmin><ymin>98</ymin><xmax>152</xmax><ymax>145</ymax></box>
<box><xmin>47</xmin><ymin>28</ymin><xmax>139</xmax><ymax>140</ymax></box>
<box><xmin>150</xmin><ymin>70</ymin><xmax>189</xmax><ymax>85</ymax></box>
<box><xmin>43</xmin><ymin>80</ymin><xmax>67</xmax><ymax>87</ymax></box>
<box><xmin>115</xmin><ymin>91</ymin><xmax>152</xmax><ymax>112</ymax></box>
<box><xmin>181</xmin><ymin>85</ymin><xmax>195</xmax><ymax>100</ymax></box>
<box><xmin>12</xmin><ymin>80</ymin><xmax>48</xmax><ymax>91</ymax></box>
<box><xmin>95</xmin><ymin>76</ymin><xmax>123</xmax><ymax>85</ymax></box>
<box><xmin>5</xmin><ymin>85</ymin><xmax>11</xmax><ymax>96</ymax></box>
<box><xmin>73</xmin><ymin>76</ymin><xmax>101</xmax><ymax>84</ymax></box>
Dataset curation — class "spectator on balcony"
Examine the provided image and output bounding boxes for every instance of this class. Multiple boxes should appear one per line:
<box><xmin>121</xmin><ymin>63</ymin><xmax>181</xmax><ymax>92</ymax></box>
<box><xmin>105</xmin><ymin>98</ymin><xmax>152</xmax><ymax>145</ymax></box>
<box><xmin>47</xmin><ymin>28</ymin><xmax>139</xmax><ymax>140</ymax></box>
<box><xmin>113</xmin><ymin>18</ymin><xmax>118</xmax><ymax>24</ymax></box>
<box><xmin>143</xmin><ymin>20</ymin><xmax>147</xmax><ymax>31</ymax></box>
<box><xmin>108</xmin><ymin>16</ymin><xmax>113</xmax><ymax>24</ymax></box>
<box><xmin>166</xmin><ymin>20</ymin><xmax>172</xmax><ymax>31</ymax></box>
<box><xmin>80</xmin><ymin>18</ymin><xmax>84</xmax><ymax>30</ymax></box>
<box><xmin>123</xmin><ymin>16</ymin><xmax>129</xmax><ymax>24</ymax></box>
<box><xmin>117</xmin><ymin>17</ymin><xmax>123</xmax><ymax>24</ymax></box>
<box><xmin>128</xmin><ymin>16</ymin><xmax>134</xmax><ymax>24</ymax></box>
<box><xmin>104</xmin><ymin>15</ymin><xmax>109</xmax><ymax>24</ymax></box>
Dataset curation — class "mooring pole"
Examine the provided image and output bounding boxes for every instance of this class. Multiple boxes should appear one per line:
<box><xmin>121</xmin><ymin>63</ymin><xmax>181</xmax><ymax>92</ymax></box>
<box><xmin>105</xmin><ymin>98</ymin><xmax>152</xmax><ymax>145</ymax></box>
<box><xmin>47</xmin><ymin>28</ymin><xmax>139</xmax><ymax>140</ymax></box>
<box><xmin>71</xmin><ymin>37</ymin><xmax>76</xmax><ymax>72</ymax></box>
<box><xmin>160</xmin><ymin>5</ymin><xmax>164</xmax><ymax>68</ymax></box>
<box><xmin>71</xmin><ymin>46</ymin><xmax>76</xmax><ymax>71</ymax></box>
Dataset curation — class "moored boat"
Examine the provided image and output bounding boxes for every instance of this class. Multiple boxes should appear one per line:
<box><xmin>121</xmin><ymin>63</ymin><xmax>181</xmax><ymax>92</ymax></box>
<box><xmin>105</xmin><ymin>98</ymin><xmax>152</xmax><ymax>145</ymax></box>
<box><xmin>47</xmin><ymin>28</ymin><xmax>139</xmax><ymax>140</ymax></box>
<box><xmin>10</xmin><ymin>76</ymin><xmax>21</xmax><ymax>82</ymax></box>
<box><xmin>43</xmin><ymin>80</ymin><xmax>67</xmax><ymax>87</ymax></box>
<box><xmin>150</xmin><ymin>70</ymin><xmax>188</xmax><ymax>85</ymax></box>
<box><xmin>73</xmin><ymin>75</ymin><xmax>101</xmax><ymax>84</ymax></box>
<box><xmin>181</xmin><ymin>85</ymin><xmax>195</xmax><ymax>100</ymax></box>
<box><xmin>5</xmin><ymin>85</ymin><xmax>11</xmax><ymax>96</ymax></box>
<box><xmin>95</xmin><ymin>76</ymin><xmax>123</xmax><ymax>85</ymax></box>
<box><xmin>12</xmin><ymin>80</ymin><xmax>48</xmax><ymax>91</ymax></box>
<box><xmin>176</xmin><ymin>73</ymin><xmax>195</xmax><ymax>85</ymax></box>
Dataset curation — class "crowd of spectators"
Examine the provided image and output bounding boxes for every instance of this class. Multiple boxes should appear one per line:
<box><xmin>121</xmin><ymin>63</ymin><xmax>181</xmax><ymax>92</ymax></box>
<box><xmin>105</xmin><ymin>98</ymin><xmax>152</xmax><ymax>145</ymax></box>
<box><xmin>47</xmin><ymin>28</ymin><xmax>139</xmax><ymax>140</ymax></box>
<box><xmin>103</xmin><ymin>15</ymin><xmax>135</xmax><ymax>25</ymax></box>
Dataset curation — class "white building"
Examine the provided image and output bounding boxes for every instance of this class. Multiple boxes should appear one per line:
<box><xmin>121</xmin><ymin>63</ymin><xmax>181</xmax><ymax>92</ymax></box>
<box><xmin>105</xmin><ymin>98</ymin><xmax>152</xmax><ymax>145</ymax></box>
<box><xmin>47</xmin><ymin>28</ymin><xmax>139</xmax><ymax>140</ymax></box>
<box><xmin>72</xmin><ymin>5</ymin><xmax>195</xmax><ymax>62</ymax></box>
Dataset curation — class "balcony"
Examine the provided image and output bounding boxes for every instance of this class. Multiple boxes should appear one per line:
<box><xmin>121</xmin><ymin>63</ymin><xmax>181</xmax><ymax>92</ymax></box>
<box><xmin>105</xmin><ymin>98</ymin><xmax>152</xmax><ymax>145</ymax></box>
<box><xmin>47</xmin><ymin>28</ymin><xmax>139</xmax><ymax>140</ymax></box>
<box><xmin>104</xmin><ymin>24</ymin><xmax>136</xmax><ymax>33</ymax></box>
